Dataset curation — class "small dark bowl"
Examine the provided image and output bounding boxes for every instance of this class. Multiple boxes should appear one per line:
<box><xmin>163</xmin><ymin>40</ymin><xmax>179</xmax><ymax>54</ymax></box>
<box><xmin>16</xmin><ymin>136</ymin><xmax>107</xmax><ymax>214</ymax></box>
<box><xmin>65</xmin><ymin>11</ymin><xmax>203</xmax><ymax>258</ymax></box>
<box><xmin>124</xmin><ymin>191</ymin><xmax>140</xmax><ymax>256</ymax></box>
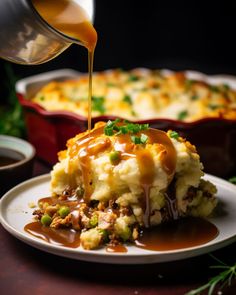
<box><xmin>16</xmin><ymin>69</ymin><xmax>236</xmax><ymax>178</ymax></box>
<box><xmin>0</xmin><ymin>135</ymin><xmax>36</xmax><ymax>196</ymax></box>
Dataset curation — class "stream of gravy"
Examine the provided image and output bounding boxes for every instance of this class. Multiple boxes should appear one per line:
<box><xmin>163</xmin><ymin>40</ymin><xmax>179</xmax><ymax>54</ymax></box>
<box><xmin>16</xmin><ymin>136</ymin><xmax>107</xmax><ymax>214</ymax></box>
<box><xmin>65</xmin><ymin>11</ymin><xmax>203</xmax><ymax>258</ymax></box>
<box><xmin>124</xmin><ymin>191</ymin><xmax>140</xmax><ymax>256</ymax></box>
<box><xmin>32</xmin><ymin>0</ymin><xmax>97</xmax><ymax>130</ymax></box>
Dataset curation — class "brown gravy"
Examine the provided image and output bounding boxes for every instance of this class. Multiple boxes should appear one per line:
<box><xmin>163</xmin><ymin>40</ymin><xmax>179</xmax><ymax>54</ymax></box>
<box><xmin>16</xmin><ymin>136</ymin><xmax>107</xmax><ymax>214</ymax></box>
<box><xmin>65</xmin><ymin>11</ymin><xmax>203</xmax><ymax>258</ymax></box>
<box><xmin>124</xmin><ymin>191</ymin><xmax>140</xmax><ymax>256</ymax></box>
<box><xmin>0</xmin><ymin>147</ymin><xmax>25</xmax><ymax>167</ymax></box>
<box><xmin>135</xmin><ymin>217</ymin><xmax>219</xmax><ymax>251</ymax></box>
<box><xmin>32</xmin><ymin>0</ymin><xmax>97</xmax><ymax>130</ymax></box>
<box><xmin>25</xmin><ymin>221</ymin><xmax>81</xmax><ymax>248</ymax></box>
<box><xmin>24</xmin><ymin>217</ymin><xmax>218</xmax><ymax>252</ymax></box>
<box><xmin>106</xmin><ymin>244</ymin><xmax>128</xmax><ymax>253</ymax></box>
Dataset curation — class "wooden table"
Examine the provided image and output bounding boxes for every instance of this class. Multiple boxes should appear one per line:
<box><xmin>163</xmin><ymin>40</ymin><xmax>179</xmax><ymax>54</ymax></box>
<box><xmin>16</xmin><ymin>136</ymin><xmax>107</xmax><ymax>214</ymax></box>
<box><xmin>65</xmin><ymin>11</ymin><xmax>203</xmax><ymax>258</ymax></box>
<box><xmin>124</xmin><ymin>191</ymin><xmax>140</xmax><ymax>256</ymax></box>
<box><xmin>0</xmin><ymin>159</ymin><xmax>235</xmax><ymax>295</ymax></box>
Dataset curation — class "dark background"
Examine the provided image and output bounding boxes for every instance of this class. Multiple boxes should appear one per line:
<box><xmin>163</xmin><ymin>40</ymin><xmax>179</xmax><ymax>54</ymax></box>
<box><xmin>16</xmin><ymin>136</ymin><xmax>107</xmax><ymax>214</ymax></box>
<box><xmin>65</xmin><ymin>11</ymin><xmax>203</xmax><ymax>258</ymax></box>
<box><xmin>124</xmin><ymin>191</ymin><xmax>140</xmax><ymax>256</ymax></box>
<box><xmin>1</xmin><ymin>0</ymin><xmax>236</xmax><ymax>100</ymax></box>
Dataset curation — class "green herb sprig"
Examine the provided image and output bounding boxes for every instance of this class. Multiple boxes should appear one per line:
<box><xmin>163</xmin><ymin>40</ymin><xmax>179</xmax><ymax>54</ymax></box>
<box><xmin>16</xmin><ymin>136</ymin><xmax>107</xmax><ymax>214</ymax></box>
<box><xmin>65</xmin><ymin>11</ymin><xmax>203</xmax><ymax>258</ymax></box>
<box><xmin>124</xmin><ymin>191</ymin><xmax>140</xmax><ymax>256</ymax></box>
<box><xmin>186</xmin><ymin>255</ymin><xmax>236</xmax><ymax>295</ymax></box>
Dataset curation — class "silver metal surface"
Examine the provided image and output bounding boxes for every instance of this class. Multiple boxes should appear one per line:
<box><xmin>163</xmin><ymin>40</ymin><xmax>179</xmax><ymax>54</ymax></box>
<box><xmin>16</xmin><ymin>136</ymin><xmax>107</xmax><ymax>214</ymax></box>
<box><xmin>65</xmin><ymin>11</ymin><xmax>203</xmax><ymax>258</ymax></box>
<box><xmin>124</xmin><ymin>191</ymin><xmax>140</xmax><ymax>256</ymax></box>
<box><xmin>0</xmin><ymin>0</ymin><xmax>94</xmax><ymax>65</ymax></box>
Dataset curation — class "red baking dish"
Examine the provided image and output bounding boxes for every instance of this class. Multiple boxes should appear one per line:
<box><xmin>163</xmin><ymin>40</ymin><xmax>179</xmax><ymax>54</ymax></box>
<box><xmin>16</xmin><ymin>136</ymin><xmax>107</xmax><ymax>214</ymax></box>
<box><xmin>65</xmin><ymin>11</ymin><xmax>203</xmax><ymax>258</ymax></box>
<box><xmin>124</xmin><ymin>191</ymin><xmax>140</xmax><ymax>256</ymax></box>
<box><xmin>16</xmin><ymin>69</ymin><xmax>236</xmax><ymax>178</ymax></box>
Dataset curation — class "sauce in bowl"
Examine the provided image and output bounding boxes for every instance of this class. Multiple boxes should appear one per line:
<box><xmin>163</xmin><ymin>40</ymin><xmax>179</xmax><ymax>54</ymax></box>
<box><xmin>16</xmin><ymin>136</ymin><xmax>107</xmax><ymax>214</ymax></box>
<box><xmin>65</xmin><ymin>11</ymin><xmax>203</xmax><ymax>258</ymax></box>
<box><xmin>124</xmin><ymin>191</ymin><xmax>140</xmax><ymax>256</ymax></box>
<box><xmin>0</xmin><ymin>147</ymin><xmax>25</xmax><ymax>167</ymax></box>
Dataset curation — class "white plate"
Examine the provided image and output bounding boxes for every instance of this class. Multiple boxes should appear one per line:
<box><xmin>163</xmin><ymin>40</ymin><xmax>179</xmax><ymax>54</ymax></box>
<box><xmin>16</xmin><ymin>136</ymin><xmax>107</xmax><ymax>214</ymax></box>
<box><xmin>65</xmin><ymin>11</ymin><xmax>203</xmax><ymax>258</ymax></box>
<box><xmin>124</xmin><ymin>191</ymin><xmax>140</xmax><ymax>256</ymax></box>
<box><xmin>0</xmin><ymin>174</ymin><xmax>236</xmax><ymax>264</ymax></box>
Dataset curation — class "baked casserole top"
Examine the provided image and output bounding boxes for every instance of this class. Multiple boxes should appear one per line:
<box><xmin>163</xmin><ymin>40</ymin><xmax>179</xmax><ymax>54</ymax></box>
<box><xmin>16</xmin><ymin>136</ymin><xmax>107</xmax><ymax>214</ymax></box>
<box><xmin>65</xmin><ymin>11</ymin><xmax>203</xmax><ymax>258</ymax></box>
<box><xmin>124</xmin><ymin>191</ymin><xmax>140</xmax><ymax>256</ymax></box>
<box><xmin>31</xmin><ymin>69</ymin><xmax>236</xmax><ymax>122</ymax></box>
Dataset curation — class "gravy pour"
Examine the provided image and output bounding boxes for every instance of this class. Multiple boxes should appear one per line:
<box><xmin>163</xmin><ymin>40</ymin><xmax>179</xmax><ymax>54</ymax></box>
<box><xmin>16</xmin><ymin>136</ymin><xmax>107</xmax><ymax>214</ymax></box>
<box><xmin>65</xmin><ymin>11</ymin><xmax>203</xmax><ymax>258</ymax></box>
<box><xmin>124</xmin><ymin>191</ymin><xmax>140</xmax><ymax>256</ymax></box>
<box><xmin>32</xmin><ymin>0</ymin><xmax>97</xmax><ymax>130</ymax></box>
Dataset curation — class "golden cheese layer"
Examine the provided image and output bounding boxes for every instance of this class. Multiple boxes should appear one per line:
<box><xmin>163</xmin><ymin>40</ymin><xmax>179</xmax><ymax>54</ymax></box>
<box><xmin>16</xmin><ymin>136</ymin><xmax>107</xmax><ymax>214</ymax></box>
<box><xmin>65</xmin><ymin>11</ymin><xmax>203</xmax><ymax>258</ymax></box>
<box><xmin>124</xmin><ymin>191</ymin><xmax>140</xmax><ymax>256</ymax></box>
<box><xmin>32</xmin><ymin>69</ymin><xmax>236</xmax><ymax>121</ymax></box>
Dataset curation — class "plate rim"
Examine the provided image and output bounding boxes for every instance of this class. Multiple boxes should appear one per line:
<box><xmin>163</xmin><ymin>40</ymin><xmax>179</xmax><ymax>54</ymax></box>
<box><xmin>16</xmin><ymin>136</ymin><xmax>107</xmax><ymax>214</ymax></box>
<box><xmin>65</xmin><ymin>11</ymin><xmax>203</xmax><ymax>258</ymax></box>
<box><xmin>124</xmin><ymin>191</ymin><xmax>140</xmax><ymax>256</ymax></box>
<box><xmin>0</xmin><ymin>173</ymin><xmax>236</xmax><ymax>264</ymax></box>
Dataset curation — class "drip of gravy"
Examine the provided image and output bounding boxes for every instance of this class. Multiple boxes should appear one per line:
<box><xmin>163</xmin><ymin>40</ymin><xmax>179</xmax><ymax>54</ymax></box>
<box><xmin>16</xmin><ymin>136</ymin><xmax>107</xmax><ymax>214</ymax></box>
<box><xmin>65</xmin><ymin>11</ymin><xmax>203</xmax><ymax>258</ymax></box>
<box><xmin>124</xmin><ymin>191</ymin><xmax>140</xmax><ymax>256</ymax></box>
<box><xmin>32</xmin><ymin>0</ymin><xmax>97</xmax><ymax>130</ymax></box>
<box><xmin>165</xmin><ymin>179</ymin><xmax>179</xmax><ymax>220</ymax></box>
<box><xmin>106</xmin><ymin>244</ymin><xmax>128</xmax><ymax>253</ymax></box>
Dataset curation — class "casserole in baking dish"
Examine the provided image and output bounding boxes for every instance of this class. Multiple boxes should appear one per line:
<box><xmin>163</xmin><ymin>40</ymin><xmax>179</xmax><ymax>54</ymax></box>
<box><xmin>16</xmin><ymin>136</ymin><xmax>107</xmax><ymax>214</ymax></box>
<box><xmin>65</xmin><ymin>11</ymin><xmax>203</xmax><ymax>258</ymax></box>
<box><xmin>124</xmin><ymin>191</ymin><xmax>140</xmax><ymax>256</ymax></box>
<box><xmin>16</xmin><ymin>69</ymin><xmax>236</xmax><ymax>177</ymax></box>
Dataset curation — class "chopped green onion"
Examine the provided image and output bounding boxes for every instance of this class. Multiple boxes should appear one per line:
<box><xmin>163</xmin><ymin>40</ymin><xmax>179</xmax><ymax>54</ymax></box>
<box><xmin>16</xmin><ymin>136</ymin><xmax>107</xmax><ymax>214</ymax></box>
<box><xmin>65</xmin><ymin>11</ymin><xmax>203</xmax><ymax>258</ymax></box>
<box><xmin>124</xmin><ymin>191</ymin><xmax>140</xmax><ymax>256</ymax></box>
<box><xmin>169</xmin><ymin>131</ymin><xmax>179</xmax><ymax>139</ymax></box>
<box><xmin>104</xmin><ymin>127</ymin><xmax>114</xmax><ymax>136</ymax></box>
<box><xmin>107</xmin><ymin>82</ymin><xmax>116</xmax><ymax>87</ymax></box>
<box><xmin>104</xmin><ymin>120</ymin><xmax>150</xmax><ymax>142</ymax></box>
<box><xmin>131</xmin><ymin>135</ymin><xmax>141</xmax><ymax>144</ymax></box>
<box><xmin>185</xmin><ymin>79</ymin><xmax>194</xmax><ymax>90</ymax></box>
<box><xmin>131</xmin><ymin>110</ymin><xmax>137</xmax><ymax>117</ymax></box>
<box><xmin>191</xmin><ymin>94</ymin><xmax>199</xmax><ymax>101</ymax></box>
<box><xmin>106</xmin><ymin>120</ymin><xmax>114</xmax><ymax>128</ymax></box>
<box><xmin>223</xmin><ymin>83</ymin><xmax>230</xmax><ymax>91</ymax></box>
<box><xmin>128</xmin><ymin>75</ymin><xmax>139</xmax><ymax>82</ymax></box>
<box><xmin>210</xmin><ymin>85</ymin><xmax>220</xmax><ymax>92</ymax></box>
<box><xmin>140</xmin><ymin>133</ymin><xmax>148</xmax><ymax>144</ymax></box>
<box><xmin>208</xmin><ymin>104</ymin><xmax>223</xmax><ymax>110</ymax></box>
<box><xmin>177</xmin><ymin>110</ymin><xmax>188</xmax><ymax>121</ymax></box>
<box><xmin>114</xmin><ymin>118</ymin><xmax>121</xmax><ymax>123</ymax></box>
<box><xmin>92</xmin><ymin>96</ymin><xmax>106</xmax><ymax>114</ymax></box>
<box><xmin>123</xmin><ymin>95</ymin><xmax>133</xmax><ymax>105</ymax></box>
<box><xmin>140</xmin><ymin>123</ymin><xmax>149</xmax><ymax>130</ymax></box>
<box><xmin>113</xmin><ymin>125</ymin><xmax>120</xmax><ymax>132</ymax></box>
<box><xmin>120</xmin><ymin>126</ymin><xmax>128</xmax><ymax>134</ymax></box>
<box><xmin>131</xmin><ymin>124</ymin><xmax>140</xmax><ymax>134</ymax></box>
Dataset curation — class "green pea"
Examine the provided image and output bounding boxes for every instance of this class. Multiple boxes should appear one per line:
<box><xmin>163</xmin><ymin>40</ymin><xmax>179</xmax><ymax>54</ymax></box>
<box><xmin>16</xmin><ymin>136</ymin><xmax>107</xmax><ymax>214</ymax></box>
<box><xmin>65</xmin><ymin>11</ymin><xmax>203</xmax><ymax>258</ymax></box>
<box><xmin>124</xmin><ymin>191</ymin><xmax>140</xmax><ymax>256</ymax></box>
<box><xmin>99</xmin><ymin>229</ymin><xmax>109</xmax><ymax>243</ymax></box>
<box><xmin>58</xmin><ymin>206</ymin><xmax>70</xmax><ymax>218</ymax></box>
<box><xmin>109</xmin><ymin>151</ymin><xmax>120</xmax><ymax>164</ymax></box>
<box><xmin>89</xmin><ymin>214</ymin><xmax>98</xmax><ymax>227</ymax></box>
<box><xmin>120</xmin><ymin>227</ymin><xmax>131</xmax><ymax>241</ymax></box>
<box><xmin>41</xmin><ymin>214</ymin><xmax>52</xmax><ymax>226</ymax></box>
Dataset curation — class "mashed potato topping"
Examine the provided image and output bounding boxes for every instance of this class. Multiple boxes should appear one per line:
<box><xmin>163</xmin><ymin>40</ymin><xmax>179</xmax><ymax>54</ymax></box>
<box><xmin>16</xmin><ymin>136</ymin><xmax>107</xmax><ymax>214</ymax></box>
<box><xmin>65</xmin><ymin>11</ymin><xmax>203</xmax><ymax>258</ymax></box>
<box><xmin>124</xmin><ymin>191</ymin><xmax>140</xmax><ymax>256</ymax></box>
<box><xmin>33</xmin><ymin>120</ymin><xmax>217</xmax><ymax>250</ymax></box>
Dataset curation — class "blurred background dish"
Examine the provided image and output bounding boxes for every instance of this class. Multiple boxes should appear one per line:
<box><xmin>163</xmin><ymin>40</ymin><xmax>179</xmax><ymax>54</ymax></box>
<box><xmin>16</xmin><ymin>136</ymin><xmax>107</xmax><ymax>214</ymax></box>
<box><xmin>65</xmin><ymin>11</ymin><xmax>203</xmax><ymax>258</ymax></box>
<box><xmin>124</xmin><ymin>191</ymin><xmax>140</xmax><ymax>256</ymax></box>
<box><xmin>16</xmin><ymin>69</ymin><xmax>236</xmax><ymax>178</ymax></box>
<box><xmin>0</xmin><ymin>135</ymin><xmax>35</xmax><ymax>196</ymax></box>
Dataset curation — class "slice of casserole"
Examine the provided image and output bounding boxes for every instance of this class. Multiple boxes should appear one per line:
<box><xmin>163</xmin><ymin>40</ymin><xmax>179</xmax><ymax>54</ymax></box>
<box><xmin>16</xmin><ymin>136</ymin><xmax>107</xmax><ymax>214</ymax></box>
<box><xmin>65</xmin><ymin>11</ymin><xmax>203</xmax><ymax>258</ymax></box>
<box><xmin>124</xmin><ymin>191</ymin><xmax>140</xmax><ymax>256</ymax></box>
<box><xmin>33</xmin><ymin>120</ymin><xmax>217</xmax><ymax>249</ymax></box>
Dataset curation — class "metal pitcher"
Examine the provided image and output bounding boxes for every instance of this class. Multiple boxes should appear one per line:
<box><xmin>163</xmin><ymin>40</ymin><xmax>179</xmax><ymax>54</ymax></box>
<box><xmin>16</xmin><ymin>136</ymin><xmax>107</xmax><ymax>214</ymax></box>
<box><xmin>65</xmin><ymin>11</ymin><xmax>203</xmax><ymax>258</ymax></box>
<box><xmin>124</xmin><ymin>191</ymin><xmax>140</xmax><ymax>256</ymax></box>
<box><xmin>0</xmin><ymin>0</ymin><xmax>94</xmax><ymax>65</ymax></box>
